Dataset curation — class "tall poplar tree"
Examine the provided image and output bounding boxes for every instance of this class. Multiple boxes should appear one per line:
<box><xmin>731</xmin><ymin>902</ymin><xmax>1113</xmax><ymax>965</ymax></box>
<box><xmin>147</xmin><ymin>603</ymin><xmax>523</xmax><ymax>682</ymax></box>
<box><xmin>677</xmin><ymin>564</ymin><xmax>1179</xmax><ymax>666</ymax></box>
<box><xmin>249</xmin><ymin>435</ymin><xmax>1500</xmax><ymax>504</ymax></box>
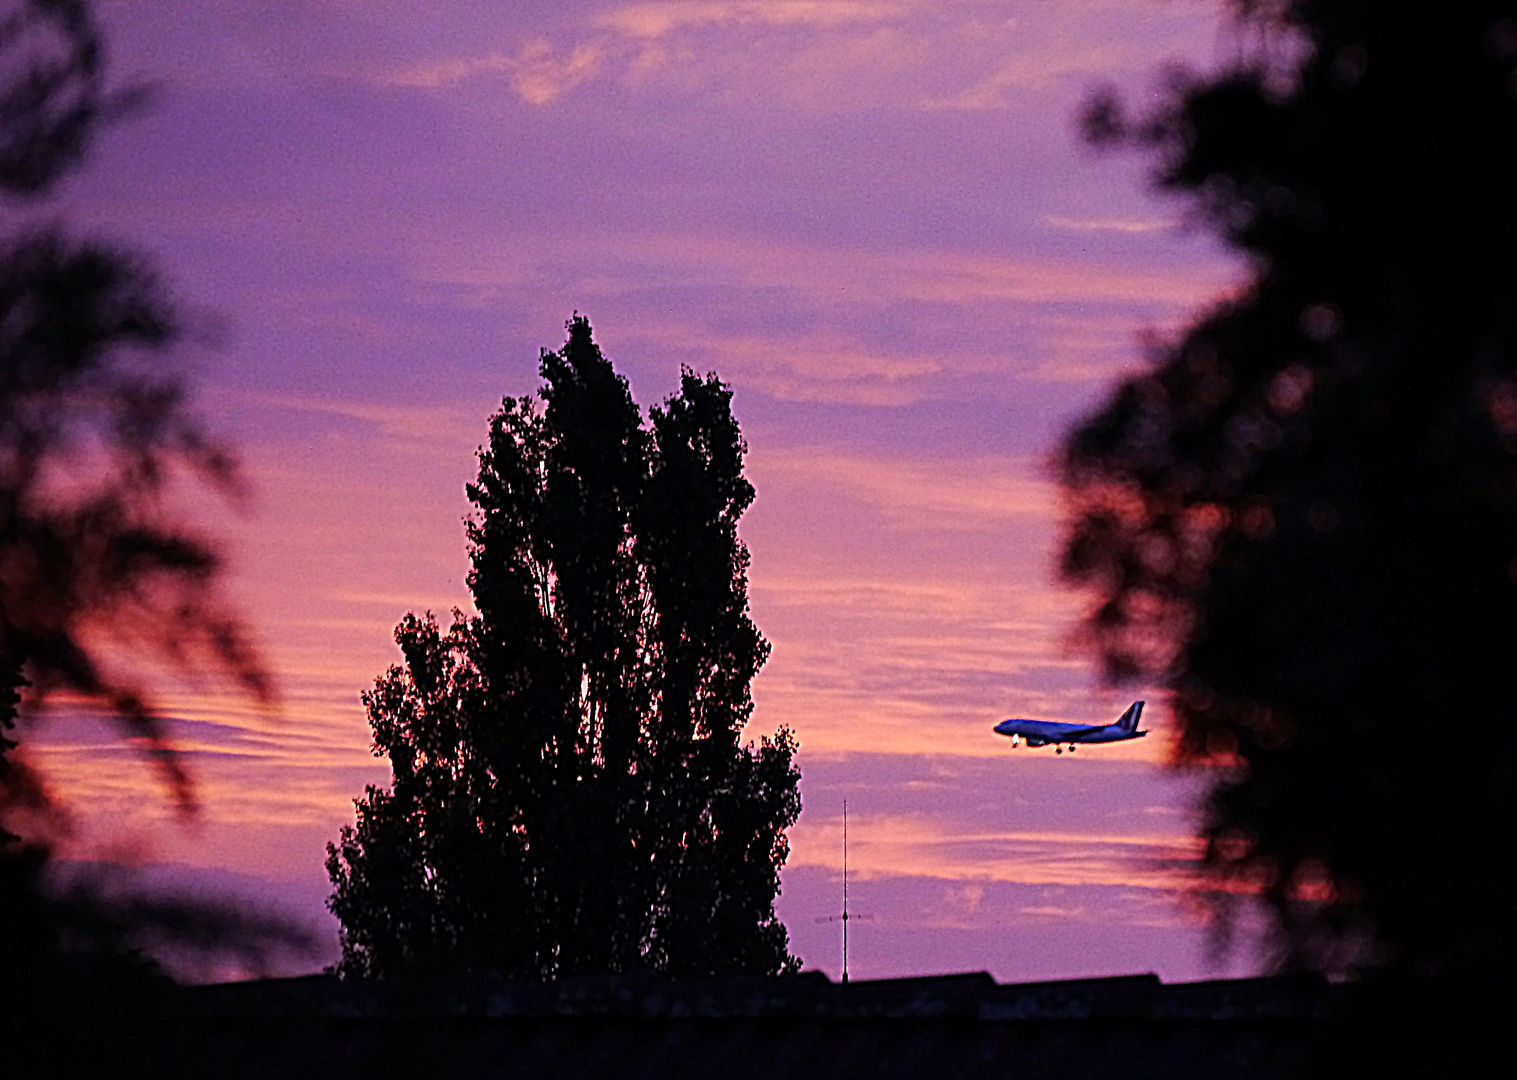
<box><xmin>328</xmin><ymin>318</ymin><xmax>800</xmax><ymax>979</ymax></box>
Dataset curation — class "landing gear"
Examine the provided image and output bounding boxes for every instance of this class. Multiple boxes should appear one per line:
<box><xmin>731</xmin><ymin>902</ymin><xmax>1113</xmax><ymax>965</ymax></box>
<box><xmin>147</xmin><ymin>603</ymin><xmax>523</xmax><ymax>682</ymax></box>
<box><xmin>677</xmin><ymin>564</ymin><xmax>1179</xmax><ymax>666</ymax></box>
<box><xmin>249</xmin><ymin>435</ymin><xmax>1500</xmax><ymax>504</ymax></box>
<box><xmin>1055</xmin><ymin>746</ymin><xmax>1063</xmax><ymax>754</ymax></box>
<box><xmin>1068</xmin><ymin>744</ymin><xmax>1076</xmax><ymax>752</ymax></box>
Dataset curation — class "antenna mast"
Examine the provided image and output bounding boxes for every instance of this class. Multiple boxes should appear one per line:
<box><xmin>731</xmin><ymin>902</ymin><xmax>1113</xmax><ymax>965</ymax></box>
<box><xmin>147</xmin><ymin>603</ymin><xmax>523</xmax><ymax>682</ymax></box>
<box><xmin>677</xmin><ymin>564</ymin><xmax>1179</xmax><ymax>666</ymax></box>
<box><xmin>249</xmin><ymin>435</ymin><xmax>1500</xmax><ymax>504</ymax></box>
<box><xmin>816</xmin><ymin>799</ymin><xmax>869</xmax><ymax>982</ymax></box>
<box><xmin>842</xmin><ymin>798</ymin><xmax>849</xmax><ymax>983</ymax></box>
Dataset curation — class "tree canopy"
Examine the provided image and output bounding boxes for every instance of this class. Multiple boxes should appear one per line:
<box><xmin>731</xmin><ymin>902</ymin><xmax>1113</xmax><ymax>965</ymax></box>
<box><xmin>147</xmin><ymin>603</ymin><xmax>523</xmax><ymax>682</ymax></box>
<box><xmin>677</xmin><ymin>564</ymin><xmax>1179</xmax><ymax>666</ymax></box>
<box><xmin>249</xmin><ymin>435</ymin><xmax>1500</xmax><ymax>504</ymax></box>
<box><xmin>1061</xmin><ymin>1</ymin><xmax>1517</xmax><ymax>982</ymax></box>
<box><xmin>328</xmin><ymin>318</ymin><xmax>800</xmax><ymax>979</ymax></box>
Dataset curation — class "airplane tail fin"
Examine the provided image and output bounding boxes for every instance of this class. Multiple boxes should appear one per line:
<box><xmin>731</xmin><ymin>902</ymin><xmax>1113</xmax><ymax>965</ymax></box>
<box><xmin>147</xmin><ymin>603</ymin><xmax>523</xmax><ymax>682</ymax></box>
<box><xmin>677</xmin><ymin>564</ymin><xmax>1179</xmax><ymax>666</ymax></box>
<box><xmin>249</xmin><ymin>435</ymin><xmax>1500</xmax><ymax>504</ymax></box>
<box><xmin>1116</xmin><ymin>700</ymin><xmax>1144</xmax><ymax>733</ymax></box>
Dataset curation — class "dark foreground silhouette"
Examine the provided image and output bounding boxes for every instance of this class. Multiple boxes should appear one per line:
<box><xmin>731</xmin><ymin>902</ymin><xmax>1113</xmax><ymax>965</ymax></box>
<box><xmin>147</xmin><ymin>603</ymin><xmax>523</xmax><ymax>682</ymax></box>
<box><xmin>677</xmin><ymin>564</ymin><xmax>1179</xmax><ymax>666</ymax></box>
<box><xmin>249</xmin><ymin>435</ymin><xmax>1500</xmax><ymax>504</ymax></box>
<box><xmin>123</xmin><ymin>970</ymin><xmax>1334</xmax><ymax>1080</ymax></box>
<box><xmin>1064</xmin><ymin>0</ymin><xmax>1517</xmax><ymax>995</ymax></box>
<box><xmin>2</xmin><ymin>0</ymin><xmax>300</xmax><ymax>1016</ymax></box>
<box><xmin>1061</xmin><ymin>3</ymin><xmax>1517</xmax><ymax>1070</ymax></box>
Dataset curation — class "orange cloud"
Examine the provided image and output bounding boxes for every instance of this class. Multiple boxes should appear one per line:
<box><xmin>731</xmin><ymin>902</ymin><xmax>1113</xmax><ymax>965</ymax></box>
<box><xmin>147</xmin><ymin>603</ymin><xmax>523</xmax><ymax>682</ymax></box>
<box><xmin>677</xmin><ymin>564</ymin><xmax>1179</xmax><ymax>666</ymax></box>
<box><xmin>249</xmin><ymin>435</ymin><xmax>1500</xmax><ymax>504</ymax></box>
<box><xmin>368</xmin><ymin>0</ymin><xmax>1222</xmax><ymax>115</ymax></box>
<box><xmin>786</xmin><ymin>810</ymin><xmax>1198</xmax><ymax>888</ymax></box>
<box><xmin>750</xmin><ymin>447</ymin><xmax>1054</xmax><ymax>528</ymax></box>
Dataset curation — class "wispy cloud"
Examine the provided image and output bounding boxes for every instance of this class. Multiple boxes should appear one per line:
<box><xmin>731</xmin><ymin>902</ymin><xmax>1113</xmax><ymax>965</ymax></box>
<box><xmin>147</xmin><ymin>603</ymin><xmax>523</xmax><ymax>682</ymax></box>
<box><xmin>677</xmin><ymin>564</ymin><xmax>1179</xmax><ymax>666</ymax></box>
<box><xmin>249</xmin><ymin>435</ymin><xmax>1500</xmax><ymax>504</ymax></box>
<box><xmin>1042</xmin><ymin>214</ymin><xmax>1180</xmax><ymax>235</ymax></box>
<box><xmin>752</xmin><ymin>447</ymin><xmax>1053</xmax><ymax>528</ymax></box>
<box><xmin>577</xmin><ymin>231</ymin><xmax>1229</xmax><ymax>308</ymax></box>
<box><xmin>231</xmin><ymin>391</ymin><xmax>484</xmax><ymax>450</ymax></box>
<box><xmin>398</xmin><ymin>226</ymin><xmax>1236</xmax><ymax>402</ymax></box>
<box><xmin>387</xmin><ymin>37</ymin><xmax>607</xmax><ymax>104</ymax></box>
<box><xmin>369</xmin><ymin>0</ymin><xmax>1222</xmax><ymax>112</ymax></box>
<box><xmin>788</xmin><ymin>810</ymin><xmax>1196</xmax><ymax>887</ymax></box>
<box><xmin>600</xmin><ymin>0</ymin><xmax>913</xmax><ymax>38</ymax></box>
<box><xmin>615</xmin><ymin>321</ymin><xmax>944</xmax><ymax>405</ymax></box>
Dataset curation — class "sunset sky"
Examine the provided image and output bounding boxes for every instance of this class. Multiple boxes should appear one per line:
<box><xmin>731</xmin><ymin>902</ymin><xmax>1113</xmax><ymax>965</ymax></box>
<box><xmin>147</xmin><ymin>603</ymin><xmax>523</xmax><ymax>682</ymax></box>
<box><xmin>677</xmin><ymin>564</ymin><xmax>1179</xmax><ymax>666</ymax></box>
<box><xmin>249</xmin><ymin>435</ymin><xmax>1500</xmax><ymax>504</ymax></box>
<box><xmin>27</xmin><ymin>0</ymin><xmax>1258</xmax><ymax>981</ymax></box>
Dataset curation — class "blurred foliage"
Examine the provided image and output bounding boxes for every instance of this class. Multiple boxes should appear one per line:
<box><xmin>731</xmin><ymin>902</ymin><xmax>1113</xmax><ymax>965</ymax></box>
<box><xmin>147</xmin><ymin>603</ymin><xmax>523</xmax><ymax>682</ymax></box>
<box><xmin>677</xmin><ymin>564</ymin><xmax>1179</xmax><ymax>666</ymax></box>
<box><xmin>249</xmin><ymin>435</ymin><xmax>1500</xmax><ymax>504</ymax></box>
<box><xmin>1063</xmin><ymin>0</ymin><xmax>1517</xmax><ymax>983</ymax></box>
<box><xmin>1</xmin><ymin>0</ymin><xmax>268</xmax><ymax>811</ymax></box>
<box><xmin>329</xmin><ymin>318</ymin><xmax>801</xmax><ymax>979</ymax></box>
<box><xmin>0</xmin><ymin>0</ymin><xmax>143</xmax><ymax>194</ymax></box>
<box><xmin>2</xmin><ymin>0</ymin><xmax>291</xmax><ymax>1005</ymax></box>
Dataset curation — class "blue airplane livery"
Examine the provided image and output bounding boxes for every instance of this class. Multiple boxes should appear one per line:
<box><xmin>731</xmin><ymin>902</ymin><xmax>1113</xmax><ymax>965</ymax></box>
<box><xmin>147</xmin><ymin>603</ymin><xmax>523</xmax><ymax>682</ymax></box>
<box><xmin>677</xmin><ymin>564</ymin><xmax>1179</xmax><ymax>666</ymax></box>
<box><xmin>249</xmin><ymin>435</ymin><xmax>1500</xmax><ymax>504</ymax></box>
<box><xmin>994</xmin><ymin>701</ymin><xmax>1146</xmax><ymax>754</ymax></box>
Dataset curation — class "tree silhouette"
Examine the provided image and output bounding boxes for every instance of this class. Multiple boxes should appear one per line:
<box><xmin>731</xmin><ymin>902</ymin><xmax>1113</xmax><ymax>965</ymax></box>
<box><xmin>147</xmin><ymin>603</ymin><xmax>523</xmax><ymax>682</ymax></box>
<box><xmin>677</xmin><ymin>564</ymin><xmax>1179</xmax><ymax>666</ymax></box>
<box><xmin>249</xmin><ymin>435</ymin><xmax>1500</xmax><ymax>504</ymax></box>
<box><xmin>1061</xmin><ymin>0</ymin><xmax>1517</xmax><ymax>987</ymax></box>
<box><xmin>328</xmin><ymin>318</ymin><xmax>800</xmax><ymax>979</ymax></box>
<box><xmin>2</xmin><ymin>0</ymin><xmax>281</xmax><ymax>1004</ymax></box>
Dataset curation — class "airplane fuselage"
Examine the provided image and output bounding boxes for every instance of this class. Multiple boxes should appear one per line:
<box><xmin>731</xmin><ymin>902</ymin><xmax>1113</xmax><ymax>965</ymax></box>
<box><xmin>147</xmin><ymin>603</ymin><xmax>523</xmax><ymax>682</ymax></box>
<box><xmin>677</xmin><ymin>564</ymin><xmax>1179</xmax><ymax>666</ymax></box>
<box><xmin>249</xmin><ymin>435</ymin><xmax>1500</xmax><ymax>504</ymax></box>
<box><xmin>993</xmin><ymin>701</ymin><xmax>1147</xmax><ymax>751</ymax></box>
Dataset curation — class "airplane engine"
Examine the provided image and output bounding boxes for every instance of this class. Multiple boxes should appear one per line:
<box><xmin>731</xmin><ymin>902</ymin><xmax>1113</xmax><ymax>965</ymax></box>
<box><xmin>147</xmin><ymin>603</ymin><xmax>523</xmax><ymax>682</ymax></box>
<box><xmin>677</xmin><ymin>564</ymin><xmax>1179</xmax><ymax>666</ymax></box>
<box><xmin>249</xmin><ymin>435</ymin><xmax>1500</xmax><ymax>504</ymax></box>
<box><xmin>1026</xmin><ymin>738</ymin><xmax>1047</xmax><ymax>747</ymax></box>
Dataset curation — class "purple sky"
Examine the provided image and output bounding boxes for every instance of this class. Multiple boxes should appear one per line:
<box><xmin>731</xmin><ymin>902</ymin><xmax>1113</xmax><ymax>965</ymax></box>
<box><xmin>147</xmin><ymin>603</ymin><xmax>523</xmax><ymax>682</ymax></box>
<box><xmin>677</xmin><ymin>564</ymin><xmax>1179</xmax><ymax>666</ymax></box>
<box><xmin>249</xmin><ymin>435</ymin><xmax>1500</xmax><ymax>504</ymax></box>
<box><xmin>28</xmin><ymin>0</ymin><xmax>1262</xmax><ymax>982</ymax></box>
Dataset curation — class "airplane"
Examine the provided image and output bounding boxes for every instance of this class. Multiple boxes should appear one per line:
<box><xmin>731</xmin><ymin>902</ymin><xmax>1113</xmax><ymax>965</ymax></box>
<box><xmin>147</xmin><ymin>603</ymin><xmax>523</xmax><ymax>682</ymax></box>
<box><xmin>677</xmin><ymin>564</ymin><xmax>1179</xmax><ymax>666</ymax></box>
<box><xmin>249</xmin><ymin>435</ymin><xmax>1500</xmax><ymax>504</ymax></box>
<box><xmin>993</xmin><ymin>701</ymin><xmax>1147</xmax><ymax>754</ymax></box>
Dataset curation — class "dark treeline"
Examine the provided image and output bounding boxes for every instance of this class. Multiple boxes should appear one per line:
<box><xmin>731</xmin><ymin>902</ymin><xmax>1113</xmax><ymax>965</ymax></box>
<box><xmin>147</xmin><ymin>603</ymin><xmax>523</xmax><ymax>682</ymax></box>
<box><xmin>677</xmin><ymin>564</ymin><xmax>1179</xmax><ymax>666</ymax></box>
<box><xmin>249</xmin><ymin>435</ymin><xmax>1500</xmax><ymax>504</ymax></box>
<box><xmin>328</xmin><ymin>318</ymin><xmax>801</xmax><ymax>979</ymax></box>
<box><xmin>1062</xmin><ymin>0</ymin><xmax>1517</xmax><ymax>1061</ymax></box>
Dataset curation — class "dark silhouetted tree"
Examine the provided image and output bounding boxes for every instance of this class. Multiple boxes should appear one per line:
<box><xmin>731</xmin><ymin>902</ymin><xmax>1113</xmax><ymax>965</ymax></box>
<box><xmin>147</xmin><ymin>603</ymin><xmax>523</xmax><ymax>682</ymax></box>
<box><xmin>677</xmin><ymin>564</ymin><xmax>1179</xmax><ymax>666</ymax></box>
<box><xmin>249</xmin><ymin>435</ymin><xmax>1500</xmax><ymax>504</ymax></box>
<box><xmin>2</xmin><ymin>0</ymin><xmax>285</xmax><ymax>1007</ymax></box>
<box><xmin>328</xmin><ymin>317</ymin><xmax>800</xmax><ymax>979</ymax></box>
<box><xmin>1061</xmin><ymin>0</ymin><xmax>1517</xmax><ymax>991</ymax></box>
